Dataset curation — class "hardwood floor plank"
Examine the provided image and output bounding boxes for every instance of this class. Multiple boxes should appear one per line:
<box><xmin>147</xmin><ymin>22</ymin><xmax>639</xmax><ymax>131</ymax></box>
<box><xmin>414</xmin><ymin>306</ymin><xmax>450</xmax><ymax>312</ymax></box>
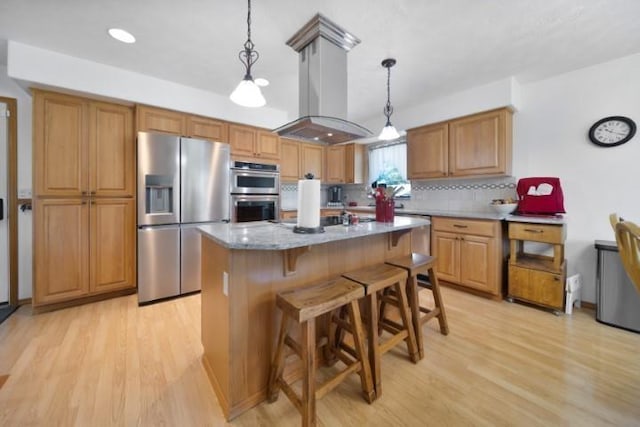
<box><xmin>0</xmin><ymin>289</ymin><xmax>638</xmax><ymax>426</ymax></box>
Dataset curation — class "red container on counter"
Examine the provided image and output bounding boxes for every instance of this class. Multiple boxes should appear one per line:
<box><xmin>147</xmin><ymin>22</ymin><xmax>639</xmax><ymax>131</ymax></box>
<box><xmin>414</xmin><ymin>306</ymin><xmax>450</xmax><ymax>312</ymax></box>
<box><xmin>375</xmin><ymin>198</ymin><xmax>395</xmax><ymax>222</ymax></box>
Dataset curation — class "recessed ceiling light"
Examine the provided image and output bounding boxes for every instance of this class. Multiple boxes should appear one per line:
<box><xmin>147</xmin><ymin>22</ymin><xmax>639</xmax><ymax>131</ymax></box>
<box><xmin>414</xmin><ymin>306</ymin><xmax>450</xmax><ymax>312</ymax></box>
<box><xmin>327</xmin><ymin>133</ymin><xmax>333</xmax><ymax>137</ymax></box>
<box><xmin>255</xmin><ymin>78</ymin><xmax>269</xmax><ymax>87</ymax></box>
<box><xmin>108</xmin><ymin>28</ymin><xmax>136</xmax><ymax>44</ymax></box>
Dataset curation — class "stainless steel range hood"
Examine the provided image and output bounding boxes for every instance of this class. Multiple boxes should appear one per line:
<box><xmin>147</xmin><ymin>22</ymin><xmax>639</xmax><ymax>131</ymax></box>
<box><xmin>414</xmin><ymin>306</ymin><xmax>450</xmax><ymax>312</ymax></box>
<box><xmin>274</xmin><ymin>14</ymin><xmax>372</xmax><ymax>144</ymax></box>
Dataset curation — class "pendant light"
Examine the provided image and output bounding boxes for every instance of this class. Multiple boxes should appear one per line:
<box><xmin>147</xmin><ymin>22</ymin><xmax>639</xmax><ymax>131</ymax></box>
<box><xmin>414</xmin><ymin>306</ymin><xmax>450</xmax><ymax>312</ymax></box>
<box><xmin>230</xmin><ymin>0</ymin><xmax>266</xmax><ymax>107</ymax></box>
<box><xmin>379</xmin><ymin>58</ymin><xmax>400</xmax><ymax>140</ymax></box>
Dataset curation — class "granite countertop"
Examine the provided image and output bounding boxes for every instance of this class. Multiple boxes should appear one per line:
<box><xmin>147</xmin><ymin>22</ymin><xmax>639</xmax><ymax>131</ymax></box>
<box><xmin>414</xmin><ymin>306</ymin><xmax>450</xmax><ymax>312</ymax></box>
<box><xmin>282</xmin><ymin>205</ymin><xmax>567</xmax><ymax>223</ymax></box>
<box><xmin>198</xmin><ymin>216</ymin><xmax>430</xmax><ymax>250</ymax></box>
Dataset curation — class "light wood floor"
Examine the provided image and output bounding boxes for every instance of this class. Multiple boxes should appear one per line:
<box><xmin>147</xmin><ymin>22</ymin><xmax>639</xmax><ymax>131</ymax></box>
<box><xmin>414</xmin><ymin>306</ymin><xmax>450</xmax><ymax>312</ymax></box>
<box><xmin>1</xmin><ymin>287</ymin><xmax>639</xmax><ymax>426</ymax></box>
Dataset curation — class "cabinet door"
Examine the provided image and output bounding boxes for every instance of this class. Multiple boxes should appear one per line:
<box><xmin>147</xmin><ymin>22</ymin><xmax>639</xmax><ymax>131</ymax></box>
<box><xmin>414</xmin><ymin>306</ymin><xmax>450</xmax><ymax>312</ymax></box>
<box><xmin>432</xmin><ymin>230</ymin><xmax>459</xmax><ymax>283</ymax></box>
<box><xmin>90</xmin><ymin>198</ymin><xmax>136</xmax><ymax>293</ymax></box>
<box><xmin>186</xmin><ymin>115</ymin><xmax>228</xmax><ymax>142</ymax></box>
<box><xmin>300</xmin><ymin>143</ymin><xmax>324</xmax><ymax>181</ymax></box>
<box><xmin>344</xmin><ymin>143</ymin><xmax>364</xmax><ymax>184</ymax></box>
<box><xmin>256</xmin><ymin>130</ymin><xmax>280</xmax><ymax>160</ymax></box>
<box><xmin>407</xmin><ymin>123</ymin><xmax>448</xmax><ymax>179</ymax></box>
<box><xmin>459</xmin><ymin>234</ymin><xmax>495</xmax><ymax>293</ymax></box>
<box><xmin>325</xmin><ymin>145</ymin><xmax>346</xmax><ymax>183</ymax></box>
<box><xmin>136</xmin><ymin>105</ymin><xmax>186</xmax><ymax>135</ymax></box>
<box><xmin>229</xmin><ymin>124</ymin><xmax>256</xmax><ymax>157</ymax></box>
<box><xmin>280</xmin><ymin>139</ymin><xmax>301</xmax><ymax>181</ymax></box>
<box><xmin>449</xmin><ymin>108</ymin><xmax>512</xmax><ymax>177</ymax></box>
<box><xmin>89</xmin><ymin>102</ymin><xmax>135</xmax><ymax>197</ymax></box>
<box><xmin>509</xmin><ymin>265</ymin><xmax>564</xmax><ymax>309</ymax></box>
<box><xmin>34</xmin><ymin>199</ymin><xmax>90</xmax><ymax>305</ymax></box>
<box><xmin>34</xmin><ymin>91</ymin><xmax>88</xmax><ymax>197</ymax></box>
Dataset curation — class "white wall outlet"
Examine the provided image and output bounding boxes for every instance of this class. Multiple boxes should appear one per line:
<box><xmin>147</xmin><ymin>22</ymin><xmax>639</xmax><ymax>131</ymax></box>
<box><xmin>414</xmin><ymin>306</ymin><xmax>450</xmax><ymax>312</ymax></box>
<box><xmin>223</xmin><ymin>271</ymin><xmax>229</xmax><ymax>296</ymax></box>
<box><xmin>18</xmin><ymin>188</ymin><xmax>32</xmax><ymax>198</ymax></box>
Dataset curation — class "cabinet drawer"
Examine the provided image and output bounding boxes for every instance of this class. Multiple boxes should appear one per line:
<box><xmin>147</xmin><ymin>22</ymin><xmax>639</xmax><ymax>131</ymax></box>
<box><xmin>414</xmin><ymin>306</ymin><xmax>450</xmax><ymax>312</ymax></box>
<box><xmin>508</xmin><ymin>265</ymin><xmax>564</xmax><ymax>309</ymax></box>
<box><xmin>432</xmin><ymin>217</ymin><xmax>497</xmax><ymax>237</ymax></box>
<box><xmin>509</xmin><ymin>222</ymin><xmax>565</xmax><ymax>244</ymax></box>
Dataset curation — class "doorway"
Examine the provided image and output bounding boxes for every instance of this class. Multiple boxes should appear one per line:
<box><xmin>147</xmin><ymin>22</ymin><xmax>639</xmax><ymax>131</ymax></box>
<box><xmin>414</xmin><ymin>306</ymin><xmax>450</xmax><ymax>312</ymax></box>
<box><xmin>0</xmin><ymin>97</ymin><xmax>18</xmax><ymax>323</ymax></box>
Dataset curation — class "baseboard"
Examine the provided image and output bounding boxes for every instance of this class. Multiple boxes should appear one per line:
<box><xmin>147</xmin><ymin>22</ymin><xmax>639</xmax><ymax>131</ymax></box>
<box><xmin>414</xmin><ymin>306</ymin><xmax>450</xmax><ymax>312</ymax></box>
<box><xmin>31</xmin><ymin>288</ymin><xmax>136</xmax><ymax>314</ymax></box>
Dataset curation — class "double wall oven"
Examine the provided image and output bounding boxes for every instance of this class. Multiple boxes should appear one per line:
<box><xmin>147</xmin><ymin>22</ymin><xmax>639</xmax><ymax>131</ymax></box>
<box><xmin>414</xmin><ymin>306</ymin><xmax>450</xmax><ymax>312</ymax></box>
<box><xmin>230</xmin><ymin>161</ymin><xmax>280</xmax><ymax>222</ymax></box>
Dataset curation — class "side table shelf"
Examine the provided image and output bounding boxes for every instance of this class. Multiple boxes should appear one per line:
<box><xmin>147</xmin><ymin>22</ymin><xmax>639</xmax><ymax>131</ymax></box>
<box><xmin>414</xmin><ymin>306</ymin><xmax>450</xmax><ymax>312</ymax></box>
<box><xmin>507</xmin><ymin>221</ymin><xmax>567</xmax><ymax>313</ymax></box>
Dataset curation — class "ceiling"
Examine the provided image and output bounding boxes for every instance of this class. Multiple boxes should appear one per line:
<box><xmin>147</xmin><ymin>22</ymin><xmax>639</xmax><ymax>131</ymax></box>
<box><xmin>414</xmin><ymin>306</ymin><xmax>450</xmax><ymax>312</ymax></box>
<box><xmin>1</xmin><ymin>0</ymin><xmax>640</xmax><ymax>124</ymax></box>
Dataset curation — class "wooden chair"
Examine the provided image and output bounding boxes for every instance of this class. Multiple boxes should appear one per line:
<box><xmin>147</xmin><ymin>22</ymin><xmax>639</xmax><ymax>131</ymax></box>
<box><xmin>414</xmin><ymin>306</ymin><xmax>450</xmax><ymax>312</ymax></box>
<box><xmin>610</xmin><ymin>213</ymin><xmax>640</xmax><ymax>293</ymax></box>
<box><xmin>267</xmin><ymin>277</ymin><xmax>375</xmax><ymax>427</ymax></box>
<box><xmin>385</xmin><ymin>253</ymin><xmax>449</xmax><ymax>359</ymax></box>
<box><xmin>341</xmin><ymin>263</ymin><xmax>418</xmax><ymax>398</ymax></box>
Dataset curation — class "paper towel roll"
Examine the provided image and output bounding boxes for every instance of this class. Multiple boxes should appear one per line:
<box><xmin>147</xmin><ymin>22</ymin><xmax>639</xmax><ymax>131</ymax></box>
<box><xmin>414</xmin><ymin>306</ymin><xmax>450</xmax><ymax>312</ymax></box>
<box><xmin>297</xmin><ymin>179</ymin><xmax>321</xmax><ymax>228</ymax></box>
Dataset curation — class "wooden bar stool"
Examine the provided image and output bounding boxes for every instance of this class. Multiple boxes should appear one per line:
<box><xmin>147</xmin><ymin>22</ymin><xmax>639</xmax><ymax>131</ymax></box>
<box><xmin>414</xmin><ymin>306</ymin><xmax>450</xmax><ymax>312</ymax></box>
<box><xmin>341</xmin><ymin>263</ymin><xmax>419</xmax><ymax>398</ymax></box>
<box><xmin>385</xmin><ymin>253</ymin><xmax>449</xmax><ymax>359</ymax></box>
<box><xmin>267</xmin><ymin>277</ymin><xmax>375</xmax><ymax>427</ymax></box>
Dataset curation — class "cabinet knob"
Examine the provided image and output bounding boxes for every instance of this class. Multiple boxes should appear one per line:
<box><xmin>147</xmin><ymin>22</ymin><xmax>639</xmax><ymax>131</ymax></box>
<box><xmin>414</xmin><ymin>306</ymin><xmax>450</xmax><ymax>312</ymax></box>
<box><xmin>81</xmin><ymin>191</ymin><xmax>87</xmax><ymax>196</ymax></box>
<box><xmin>90</xmin><ymin>191</ymin><xmax>96</xmax><ymax>195</ymax></box>
<box><xmin>453</xmin><ymin>224</ymin><xmax>468</xmax><ymax>229</ymax></box>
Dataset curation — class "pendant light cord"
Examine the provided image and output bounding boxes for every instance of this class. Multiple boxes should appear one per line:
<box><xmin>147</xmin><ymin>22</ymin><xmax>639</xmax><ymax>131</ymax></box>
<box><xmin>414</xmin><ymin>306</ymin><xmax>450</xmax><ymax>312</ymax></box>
<box><xmin>239</xmin><ymin>0</ymin><xmax>259</xmax><ymax>79</ymax></box>
<box><xmin>383</xmin><ymin>61</ymin><xmax>394</xmax><ymax>126</ymax></box>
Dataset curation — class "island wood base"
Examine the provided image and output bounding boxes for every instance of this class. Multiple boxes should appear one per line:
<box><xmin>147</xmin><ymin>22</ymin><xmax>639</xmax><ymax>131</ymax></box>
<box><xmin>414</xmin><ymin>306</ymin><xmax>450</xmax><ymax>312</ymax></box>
<box><xmin>200</xmin><ymin>231</ymin><xmax>413</xmax><ymax>420</ymax></box>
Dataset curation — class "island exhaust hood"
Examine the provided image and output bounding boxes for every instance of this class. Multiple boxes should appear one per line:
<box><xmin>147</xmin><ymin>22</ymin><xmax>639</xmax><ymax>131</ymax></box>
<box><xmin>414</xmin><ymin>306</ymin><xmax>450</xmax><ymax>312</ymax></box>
<box><xmin>274</xmin><ymin>14</ymin><xmax>372</xmax><ymax>144</ymax></box>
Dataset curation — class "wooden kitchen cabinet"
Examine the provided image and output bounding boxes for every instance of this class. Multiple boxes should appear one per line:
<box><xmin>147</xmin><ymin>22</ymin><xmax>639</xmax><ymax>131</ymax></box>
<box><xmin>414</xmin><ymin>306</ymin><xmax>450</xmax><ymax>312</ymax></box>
<box><xmin>34</xmin><ymin>198</ymin><xmax>90</xmax><ymax>304</ymax></box>
<box><xmin>407</xmin><ymin>107</ymin><xmax>512</xmax><ymax>179</ymax></box>
<box><xmin>407</xmin><ymin>122</ymin><xmax>448</xmax><ymax>179</ymax></box>
<box><xmin>136</xmin><ymin>104</ymin><xmax>186</xmax><ymax>135</ymax></box>
<box><xmin>300</xmin><ymin>142</ymin><xmax>324</xmax><ymax>181</ymax></box>
<box><xmin>34</xmin><ymin>92</ymin><xmax>135</xmax><ymax>198</ymax></box>
<box><xmin>280</xmin><ymin>139</ymin><xmax>324</xmax><ymax>181</ymax></box>
<box><xmin>186</xmin><ymin>115</ymin><xmax>228</xmax><ymax>141</ymax></box>
<box><xmin>33</xmin><ymin>90</ymin><xmax>137</xmax><ymax>309</ymax></box>
<box><xmin>90</xmin><ymin>198</ymin><xmax>136</xmax><ymax>294</ymax></box>
<box><xmin>431</xmin><ymin>216</ymin><xmax>503</xmax><ymax>298</ymax></box>
<box><xmin>325</xmin><ymin>144</ymin><xmax>365</xmax><ymax>184</ymax></box>
<box><xmin>34</xmin><ymin>198</ymin><xmax>136</xmax><ymax>305</ymax></box>
<box><xmin>507</xmin><ymin>221</ymin><xmax>566</xmax><ymax>312</ymax></box>
<box><xmin>229</xmin><ymin>124</ymin><xmax>280</xmax><ymax>161</ymax></box>
<box><xmin>449</xmin><ymin>108</ymin><xmax>512</xmax><ymax>177</ymax></box>
<box><xmin>280</xmin><ymin>139</ymin><xmax>301</xmax><ymax>181</ymax></box>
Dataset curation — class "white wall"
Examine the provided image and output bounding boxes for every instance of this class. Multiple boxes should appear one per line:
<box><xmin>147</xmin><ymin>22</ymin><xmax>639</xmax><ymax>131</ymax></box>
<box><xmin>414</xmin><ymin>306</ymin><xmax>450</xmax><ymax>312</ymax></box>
<box><xmin>514</xmin><ymin>53</ymin><xmax>640</xmax><ymax>302</ymax></box>
<box><xmin>7</xmin><ymin>41</ymin><xmax>290</xmax><ymax>128</ymax></box>
<box><xmin>0</xmin><ymin>65</ymin><xmax>32</xmax><ymax>300</ymax></box>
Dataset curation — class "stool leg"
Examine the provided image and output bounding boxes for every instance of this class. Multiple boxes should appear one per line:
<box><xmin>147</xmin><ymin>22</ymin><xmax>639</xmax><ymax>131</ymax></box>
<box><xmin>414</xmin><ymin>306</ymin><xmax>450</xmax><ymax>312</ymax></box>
<box><xmin>406</xmin><ymin>275</ymin><xmax>424</xmax><ymax>359</ymax></box>
<box><xmin>301</xmin><ymin>319</ymin><xmax>316</xmax><ymax>427</ymax></box>
<box><xmin>268</xmin><ymin>313</ymin><xmax>290</xmax><ymax>402</ymax></box>
<box><xmin>429</xmin><ymin>267</ymin><xmax>449</xmax><ymax>335</ymax></box>
<box><xmin>367</xmin><ymin>291</ymin><xmax>382</xmax><ymax>398</ymax></box>
<box><xmin>348</xmin><ymin>300</ymin><xmax>375</xmax><ymax>403</ymax></box>
<box><xmin>395</xmin><ymin>280</ymin><xmax>420</xmax><ymax>363</ymax></box>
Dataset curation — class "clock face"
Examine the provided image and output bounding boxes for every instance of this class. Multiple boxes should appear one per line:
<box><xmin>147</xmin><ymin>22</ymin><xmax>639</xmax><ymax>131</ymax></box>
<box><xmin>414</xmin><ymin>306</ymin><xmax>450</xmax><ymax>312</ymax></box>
<box><xmin>589</xmin><ymin>116</ymin><xmax>636</xmax><ymax>147</ymax></box>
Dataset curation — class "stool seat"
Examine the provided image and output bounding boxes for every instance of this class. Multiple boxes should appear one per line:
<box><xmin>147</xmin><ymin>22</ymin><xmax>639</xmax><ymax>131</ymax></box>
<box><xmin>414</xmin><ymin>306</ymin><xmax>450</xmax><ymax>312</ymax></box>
<box><xmin>277</xmin><ymin>277</ymin><xmax>364</xmax><ymax>322</ymax></box>
<box><xmin>386</xmin><ymin>253</ymin><xmax>449</xmax><ymax>359</ymax></box>
<box><xmin>342</xmin><ymin>263</ymin><xmax>418</xmax><ymax>399</ymax></box>
<box><xmin>268</xmin><ymin>277</ymin><xmax>374</xmax><ymax>427</ymax></box>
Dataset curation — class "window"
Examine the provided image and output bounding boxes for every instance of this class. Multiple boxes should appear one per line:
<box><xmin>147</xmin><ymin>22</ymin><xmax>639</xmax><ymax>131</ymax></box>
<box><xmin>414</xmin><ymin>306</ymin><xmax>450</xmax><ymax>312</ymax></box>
<box><xmin>368</xmin><ymin>141</ymin><xmax>411</xmax><ymax>198</ymax></box>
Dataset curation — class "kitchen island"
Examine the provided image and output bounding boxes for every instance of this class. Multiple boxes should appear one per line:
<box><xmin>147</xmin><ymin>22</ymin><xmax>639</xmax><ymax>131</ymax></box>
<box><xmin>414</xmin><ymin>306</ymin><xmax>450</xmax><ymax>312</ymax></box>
<box><xmin>198</xmin><ymin>217</ymin><xmax>430</xmax><ymax>420</ymax></box>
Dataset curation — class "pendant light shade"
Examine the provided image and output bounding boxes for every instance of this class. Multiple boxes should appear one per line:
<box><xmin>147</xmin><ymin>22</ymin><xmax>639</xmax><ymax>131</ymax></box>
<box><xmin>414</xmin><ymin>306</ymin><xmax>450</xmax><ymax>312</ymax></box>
<box><xmin>378</xmin><ymin>58</ymin><xmax>400</xmax><ymax>140</ymax></box>
<box><xmin>230</xmin><ymin>0</ymin><xmax>266</xmax><ymax>108</ymax></box>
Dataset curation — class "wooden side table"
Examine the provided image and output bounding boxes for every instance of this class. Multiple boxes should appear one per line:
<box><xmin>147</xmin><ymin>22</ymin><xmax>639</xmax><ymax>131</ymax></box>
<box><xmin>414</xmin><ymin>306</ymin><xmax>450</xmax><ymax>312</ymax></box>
<box><xmin>507</xmin><ymin>221</ymin><xmax>567</xmax><ymax>314</ymax></box>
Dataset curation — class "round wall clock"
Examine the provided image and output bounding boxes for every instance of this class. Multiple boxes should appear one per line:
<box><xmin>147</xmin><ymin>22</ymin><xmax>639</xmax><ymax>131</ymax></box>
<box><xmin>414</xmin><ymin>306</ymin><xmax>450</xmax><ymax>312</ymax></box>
<box><xmin>588</xmin><ymin>116</ymin><xmax>636</xmax><ymax>147</ymax></box>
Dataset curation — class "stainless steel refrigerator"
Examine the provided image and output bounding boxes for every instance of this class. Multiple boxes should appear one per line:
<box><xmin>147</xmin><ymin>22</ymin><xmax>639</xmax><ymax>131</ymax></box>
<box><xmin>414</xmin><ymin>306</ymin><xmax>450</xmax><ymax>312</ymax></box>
<box><xmin>137</xmin><ymin>132</ymin><xmax>230</xmax><ymax>304</ymax></box>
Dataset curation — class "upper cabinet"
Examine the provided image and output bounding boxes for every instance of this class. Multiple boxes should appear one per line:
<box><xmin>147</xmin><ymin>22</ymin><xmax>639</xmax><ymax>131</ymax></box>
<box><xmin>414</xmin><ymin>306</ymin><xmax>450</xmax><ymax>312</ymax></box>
<box><xmin>280</xmin><ymin>139</ymin><xmax>324</xmax><ymax>181</ymax></box>
<box><xmin>34</xmin><ymin>91</ymin><xmax>135</xmax><ymax>198</ymax></box>
<box><xmin>186</xmin><ymin>115</ymin><xmax>228</xmax><ymax>142</ymax></box>
<box><xmin>136</xmin><ymin>105</ymin><xmax>186</xmax><ymax>136</ymax></box>
<box><xmin>408</xmin><ymin>107</ymin><xmax>513</xmax><ymax>180</ymax></box>
<box><xmin>229</xmin><ymin>124</ymin><xmax>280</xmax><ymax>161</ymax></box>
<box><xmin>325</xmin><ymin>144</ymin><xmax>365</xmax><ymax>184</ymax></box>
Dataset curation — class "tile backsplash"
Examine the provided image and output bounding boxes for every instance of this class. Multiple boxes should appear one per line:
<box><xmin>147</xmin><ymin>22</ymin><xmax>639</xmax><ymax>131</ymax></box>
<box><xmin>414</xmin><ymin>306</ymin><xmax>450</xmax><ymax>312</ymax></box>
<box><xmin>281</xmin><ymin>176</ymin><xmax>517</xmax><ymax>213</ymax></box>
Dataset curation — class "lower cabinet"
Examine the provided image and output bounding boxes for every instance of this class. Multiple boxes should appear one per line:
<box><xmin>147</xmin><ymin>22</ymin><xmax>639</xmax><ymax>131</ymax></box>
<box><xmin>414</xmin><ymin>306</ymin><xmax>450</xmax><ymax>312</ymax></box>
<box><xmin>508</xmin><ymin>264</ymin><xmax>565</xmax><ymax>310</ymax></box>
<box><xmin>34</xmin><ymin>198</ymin><xmax>136</xmax><ymax>307</ymax></box>
<box><xmin>431</xmin><ymin>216</ymin><xmax>503</xmax><ymax>297</ymax></box>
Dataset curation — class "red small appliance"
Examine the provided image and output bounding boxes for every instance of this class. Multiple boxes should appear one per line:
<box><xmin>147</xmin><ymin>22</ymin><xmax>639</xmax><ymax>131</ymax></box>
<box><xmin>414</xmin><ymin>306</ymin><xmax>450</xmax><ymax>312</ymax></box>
<box><xmin>515</xmin><ymin>177</ymin><xmax>566</xmax><ymax>215</ymax></box>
